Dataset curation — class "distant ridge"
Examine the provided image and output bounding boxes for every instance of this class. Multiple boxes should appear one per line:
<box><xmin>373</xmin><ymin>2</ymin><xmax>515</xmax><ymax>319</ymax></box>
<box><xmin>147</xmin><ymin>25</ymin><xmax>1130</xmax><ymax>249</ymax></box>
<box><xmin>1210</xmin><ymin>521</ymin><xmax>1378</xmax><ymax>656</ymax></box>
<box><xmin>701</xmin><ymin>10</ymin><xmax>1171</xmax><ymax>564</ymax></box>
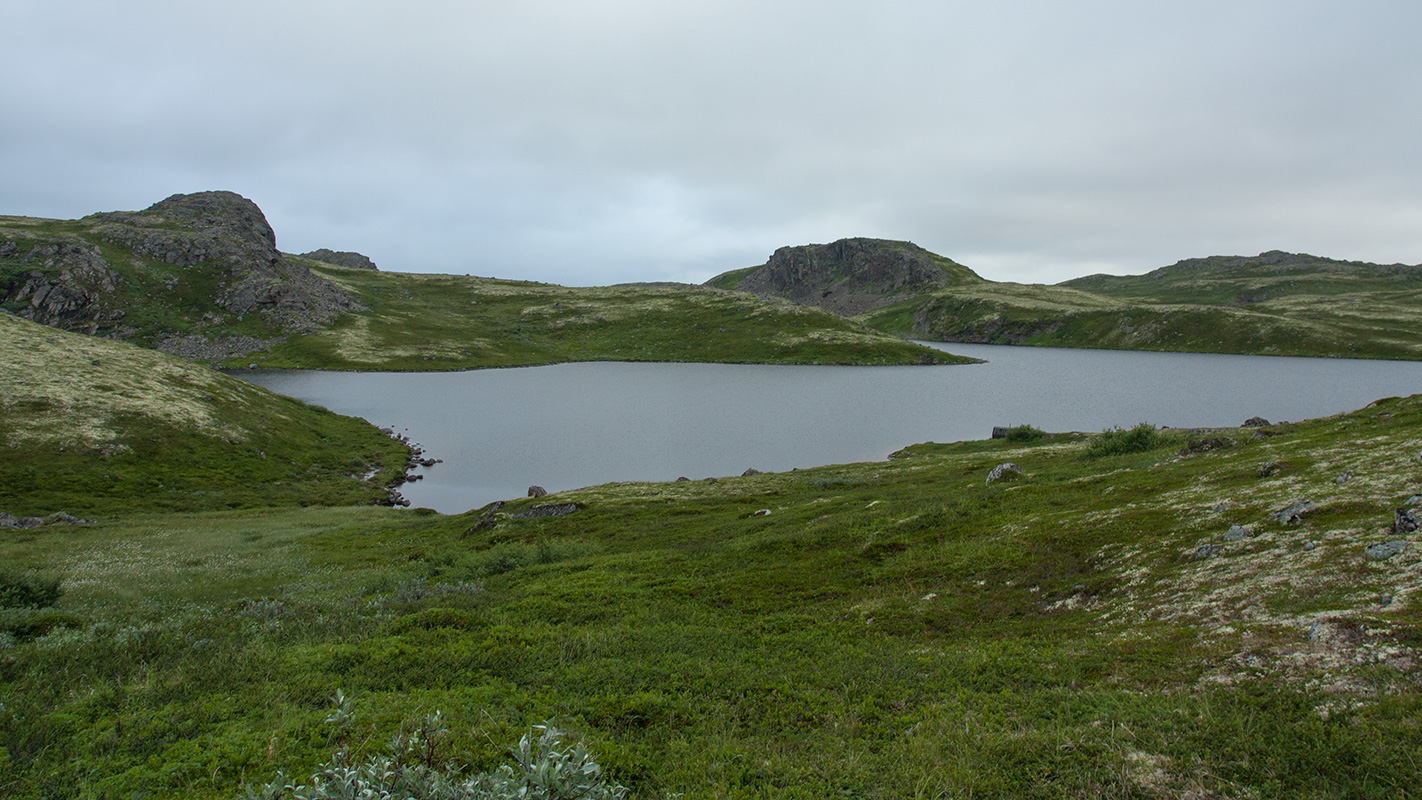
<box><xmin>300</xmin><ymin>249</ymin><xmax>379</xmax><ymax>271</ymax></box>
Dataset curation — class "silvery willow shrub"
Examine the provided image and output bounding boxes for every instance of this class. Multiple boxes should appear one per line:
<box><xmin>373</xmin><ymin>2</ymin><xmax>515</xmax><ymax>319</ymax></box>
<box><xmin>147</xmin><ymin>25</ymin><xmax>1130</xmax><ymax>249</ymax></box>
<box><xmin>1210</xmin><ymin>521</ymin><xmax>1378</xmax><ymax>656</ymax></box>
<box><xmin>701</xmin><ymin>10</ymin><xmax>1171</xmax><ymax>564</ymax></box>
<box><xmin>242</xmin><ymin>700</ymin><xmax>627</xmax><ymax>800</ymax></box>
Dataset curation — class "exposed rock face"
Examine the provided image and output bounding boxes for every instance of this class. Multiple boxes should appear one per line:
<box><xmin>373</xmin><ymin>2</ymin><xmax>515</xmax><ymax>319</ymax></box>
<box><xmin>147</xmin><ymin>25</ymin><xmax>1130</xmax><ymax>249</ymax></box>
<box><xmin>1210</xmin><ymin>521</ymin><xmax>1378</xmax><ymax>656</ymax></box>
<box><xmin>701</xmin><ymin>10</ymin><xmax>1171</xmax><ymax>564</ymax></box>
<box><xmin>301</xmin><ymin>249</ymin><xmax>379</xmax><ymax>271</ymax></box>
<box><xmin>2</xmin><ymin>191</ymin><xmax>361</xmax><ymax>351</ymax></box>
<box><xmin>720</xmin><ymin>238</ymin><xmax>979</xmax><ymax>316</ymax></box>
<box><xmin>5</xmin><ymin>241</ymin><xmax>125</xmax><ymax>333</ymax></box>
<box><xmin>87</xmin><ymin>191</ymin><xmax>358</xmax><ymax>329</ymax></box>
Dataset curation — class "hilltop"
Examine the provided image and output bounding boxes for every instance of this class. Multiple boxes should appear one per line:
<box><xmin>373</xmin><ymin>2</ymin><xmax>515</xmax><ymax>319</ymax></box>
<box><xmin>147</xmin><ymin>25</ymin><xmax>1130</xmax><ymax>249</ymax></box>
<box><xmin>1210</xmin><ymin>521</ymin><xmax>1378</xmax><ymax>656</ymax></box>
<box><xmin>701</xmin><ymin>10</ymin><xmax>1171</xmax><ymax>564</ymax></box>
<box><xmin>712</xmin><ymin>239</ymin><xmax>1422</xmax><ymax>360</ymax></box>
<box><xmin>0</xmin><ymin>193</ymin><xmax>960</xmax><ymax>369</ymax></box>
<box><xmin>707</xmin><ymin>237</ymin><xmax>980</xmax><ymax>315</ymax></box>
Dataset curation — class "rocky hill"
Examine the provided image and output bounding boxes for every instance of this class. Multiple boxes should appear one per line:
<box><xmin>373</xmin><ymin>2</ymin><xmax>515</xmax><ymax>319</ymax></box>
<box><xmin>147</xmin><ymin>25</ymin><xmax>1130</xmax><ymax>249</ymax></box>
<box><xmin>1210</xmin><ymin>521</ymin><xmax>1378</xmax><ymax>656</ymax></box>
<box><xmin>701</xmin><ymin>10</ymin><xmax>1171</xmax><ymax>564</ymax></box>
<box><xmin>0</xmin><ymin>191</ymin><xmax>358</xmax><ymax>361</ymax></box>
<box><xmin>0</xmin><ymin>194</ymin><xmax>957</xmax><ymax>369</ymax></box>
<box><xmin>706</xmin><ymin>237</ymin><xmax>981</xmax><ymax>315</ymax></box>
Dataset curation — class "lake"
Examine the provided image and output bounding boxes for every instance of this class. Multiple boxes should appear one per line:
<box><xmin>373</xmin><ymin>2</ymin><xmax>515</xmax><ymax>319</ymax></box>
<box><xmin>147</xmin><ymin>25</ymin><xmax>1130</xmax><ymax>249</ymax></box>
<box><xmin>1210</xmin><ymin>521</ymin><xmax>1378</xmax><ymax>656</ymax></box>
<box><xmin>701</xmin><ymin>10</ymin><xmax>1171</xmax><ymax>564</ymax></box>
<box><xmin>244</xmin><ymin>344</ymin><xmax>1422</xmax><ymax>514</ymax></box>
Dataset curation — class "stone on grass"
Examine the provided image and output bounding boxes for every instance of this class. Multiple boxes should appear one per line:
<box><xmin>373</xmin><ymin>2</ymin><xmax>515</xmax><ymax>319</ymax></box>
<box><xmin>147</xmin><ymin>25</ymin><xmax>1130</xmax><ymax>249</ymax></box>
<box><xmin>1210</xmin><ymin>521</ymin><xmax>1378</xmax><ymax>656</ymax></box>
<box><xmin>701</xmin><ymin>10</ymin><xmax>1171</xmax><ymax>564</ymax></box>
<box><xmin>514</xmin><ymin>502</ymin><xmax>584</xmax><ymax>519</ymax></box>
<box><xmin>1271</xmin><ymin>501</ymin><xmax>1314</xmax><ymax>525</ymax></box>
<box><xmin>1364</xmin><ymin>541</ymin><xmax>1409</xmax><ymax>561</ymax></box>
<box><xmin>1243</xmin><ymin>416</ymin><xmax>1270</xmax><ymax>427</ymax></box>
<box><xmin>986</xmin><ymin>462</ymin><xmax>1023</xmax><ymax>485</ymax></box>
<box><xmin>1224</xmin><ymin>524</ymin><xmax>1250</xmax><ymax>541</ymax></box>
<box><xmin>0</xmin><ymin>512</ymin><xmax>44</xmax><ymax>529</ymax></box>
<box><xmin>1394</xmin><ymin>508</ymin><xmax>1420</xmax><ymax>535</ymax></box>
<box><xmin>741</xmin><ymin>468</ymin><xmax>761</xmax><ymax>477</ymax></box>
<box><xmin>1189</xmin><ymin>543</ymin><xmax>1221</xmax><ymax>561</ymax></box>
<box><xmin>1334</xmin><ymin>471</ymin><xmax>1354</xmax><ymax>485</ymax></box>
<box><xmin>527</xmin><ymin>485</ymin><xmax>547</xmax><ymax>498</ymax></box>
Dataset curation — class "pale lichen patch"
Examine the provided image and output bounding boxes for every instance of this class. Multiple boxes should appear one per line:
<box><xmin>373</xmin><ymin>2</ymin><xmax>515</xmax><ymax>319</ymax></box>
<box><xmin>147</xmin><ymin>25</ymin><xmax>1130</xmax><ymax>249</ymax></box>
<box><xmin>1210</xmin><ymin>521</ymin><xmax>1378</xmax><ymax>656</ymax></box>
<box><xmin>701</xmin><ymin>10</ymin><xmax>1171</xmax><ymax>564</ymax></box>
<box><xmin>1</xmin><ymin>313</ymin><xmax>246</xmax><ymax>446</ymax></box>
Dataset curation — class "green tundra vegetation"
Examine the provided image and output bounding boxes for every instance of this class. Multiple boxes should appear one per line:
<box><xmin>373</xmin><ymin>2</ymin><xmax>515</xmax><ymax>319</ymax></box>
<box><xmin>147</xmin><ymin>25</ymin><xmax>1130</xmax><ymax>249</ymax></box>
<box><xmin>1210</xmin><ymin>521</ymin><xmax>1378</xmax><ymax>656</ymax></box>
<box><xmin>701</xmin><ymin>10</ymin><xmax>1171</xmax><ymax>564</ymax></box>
<box><xmin>711</xmin><ymin>242</ymin><xmax>1422</xmax><ymax>361</ymax></box>
<box><xmin>3</xmin><ymin>310</ymin><xmax>1421</xmax><ymax>798</ymax></box>
<box><xmin>0</xmin><ymin>313</ymin><xmax>409</xmax><ymax>515</ymax></box>
<box><xmin>258</xmin><ymin>265</ymin><xmax>963</xmax><ymax>370</ymax></box>
<box><xmin>0</xmin><ymin>194</ymin><xmax>962</xmax><ymax>371</ymax></box>
<box><xmin>859</xmin><ymin>251</ymin><xmax>1422</xmax><ymax>359</ymax></box>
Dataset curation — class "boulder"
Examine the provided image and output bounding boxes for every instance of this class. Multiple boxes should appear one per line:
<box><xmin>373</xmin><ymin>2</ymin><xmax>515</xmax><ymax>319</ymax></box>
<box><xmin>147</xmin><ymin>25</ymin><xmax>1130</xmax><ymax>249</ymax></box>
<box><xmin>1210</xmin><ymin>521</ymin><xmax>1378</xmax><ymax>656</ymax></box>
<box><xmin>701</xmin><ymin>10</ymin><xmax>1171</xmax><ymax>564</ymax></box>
<box><xmin>1180</xmin><ymin>437</ymin><xmax>1235</xmax><ymax>456</ymax></box>
<box><xmin>514</xmin><ymin>502</ymin><xmax>584</xmax><ymax>519</ymax></box>
<box><xmin>1364</xmin><ymin>541</ymin><xmax>1410</xmax><ymax>561</ymax></box>
<box><xmin>1394</xmin><ymin>508</ymin><xmax>1420</xmax><ymax>535</ymax></box>
<box><xmin>0</xmin><ymin>512</ymin><xmax>45</xmax><ymax>529</ymax></box>
<box><xmin>1271</xmin><ymin>501</ymin><xmax>1314</xmax><ymax>525</ymax></box>
<box><xmin>741</xmin><ymin>468</ymin><xmax>761</xmax><ymax>477</ymax></box>
<box><xmin>1189</xmin><ymin>543</ymin><xmax>1221</xmax><ymax>561</ymax></box>
<box><xmin>1243</xmin><ymin>416</ymin><xmax>1271</xmax><ymax>427</ymax></box>
<box><xmin>985</xmin><ymin>462</ymin><xmax>1023</xmax><ymax>485</ymax></box>
<box><xmin>527</xmin><ymin>485</ymin><xmax>547</xmax><ymax>498</ymax></box>
<box><xmin>1224</xmin><ymin>524</ymin><xmax>1250</xmax><ymax>541</ymax></box>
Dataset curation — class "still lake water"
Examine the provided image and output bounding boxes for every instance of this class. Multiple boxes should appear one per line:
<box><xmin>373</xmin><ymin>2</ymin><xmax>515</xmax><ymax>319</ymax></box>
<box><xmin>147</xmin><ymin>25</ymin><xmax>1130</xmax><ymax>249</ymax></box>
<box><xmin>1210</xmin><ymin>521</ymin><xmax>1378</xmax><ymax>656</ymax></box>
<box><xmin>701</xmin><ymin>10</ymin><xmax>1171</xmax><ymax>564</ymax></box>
<box><xmin>245</xmin><ymin>343</ymin><xmax>1422</xmax><ymax>514</ymax></box>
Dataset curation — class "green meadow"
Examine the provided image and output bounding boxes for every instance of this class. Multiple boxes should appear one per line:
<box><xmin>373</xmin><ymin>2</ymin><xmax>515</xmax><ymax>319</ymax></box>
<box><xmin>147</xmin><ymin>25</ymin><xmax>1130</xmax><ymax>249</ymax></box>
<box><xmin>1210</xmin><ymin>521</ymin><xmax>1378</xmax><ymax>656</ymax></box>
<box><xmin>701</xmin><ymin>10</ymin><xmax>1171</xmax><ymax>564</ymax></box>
<box><xmin>4</xmin><ymin>311</ymin><xmax>1421</xmax><ymax>797</ymax></box>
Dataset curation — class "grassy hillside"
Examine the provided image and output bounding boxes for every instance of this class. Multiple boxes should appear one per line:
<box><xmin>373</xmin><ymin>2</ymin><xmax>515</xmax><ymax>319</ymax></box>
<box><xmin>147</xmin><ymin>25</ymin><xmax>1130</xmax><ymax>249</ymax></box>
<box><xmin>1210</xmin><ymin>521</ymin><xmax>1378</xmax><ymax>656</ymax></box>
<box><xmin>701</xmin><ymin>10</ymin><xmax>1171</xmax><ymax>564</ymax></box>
<box><xmin>857</xmin><ymin>251</ymin><xmax>1422</xmax><ymax>359</ymax></box>
<box><xmin>255</xmin><ymin>262</ymin><xmax>965</xmax><ymax>370</ymax></box>
<box><xmin>0</xmin><ymin>198</ymin><xmax>962</xmax><ymax>370</ymax></box>
<box><xmin>0</xmin><ymin>312</ymin><xmax>410</xmax><ymax>515</ymax></box>
<box><xmin>1062</xmin><ymin>250</ymin><xmax>1422</xmax><ymax>304</ymax></box>
<box><xmin>4</xmin><ymin>381</ymin><xmax>1421</xmax><ymax>796</ymax></box>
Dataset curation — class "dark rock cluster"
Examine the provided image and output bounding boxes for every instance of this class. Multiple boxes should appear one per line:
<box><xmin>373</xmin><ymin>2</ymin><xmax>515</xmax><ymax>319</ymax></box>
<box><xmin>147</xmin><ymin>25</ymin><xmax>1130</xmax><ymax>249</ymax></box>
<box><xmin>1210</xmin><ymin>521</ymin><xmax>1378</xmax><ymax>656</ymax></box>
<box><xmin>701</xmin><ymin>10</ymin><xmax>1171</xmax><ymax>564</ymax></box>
<box><xmin>375</xmin><ymin>428</ymin><xmax>441</xmax><ymax>507</ymax></box>
<box><xmin>2</xmin><ymin>240</ymin><xmax>125</xmax><ymax>333</ymax></box>
<box><xmin>731</xmin><ymin>237</ymin><xmax>977</xmax><ymax>316</ymax></box>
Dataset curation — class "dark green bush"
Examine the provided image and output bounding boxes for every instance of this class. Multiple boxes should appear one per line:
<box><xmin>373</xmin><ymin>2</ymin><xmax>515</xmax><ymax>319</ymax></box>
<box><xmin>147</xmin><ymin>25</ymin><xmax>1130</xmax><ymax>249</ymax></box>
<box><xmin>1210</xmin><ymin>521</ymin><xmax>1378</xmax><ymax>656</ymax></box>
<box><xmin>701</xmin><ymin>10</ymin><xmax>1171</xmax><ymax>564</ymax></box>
<box><xmin>2</xmin><ymin>609</ymin><xmax>82</xmax><ymax>641</ymax></box>
<box><xmin>1084</xmin><ymin>422</ymin><xmax>1175</xmax><ymax>458</ymax></box>
<box><xmin>0</xmin><ymin>570</ymin><xmax>63</xmax><ymax>609</ymax></box>
<box><xmin>1002</xmin><ymin>425</ymin><xmax>1046</xmax><ymax>442</ymax></box>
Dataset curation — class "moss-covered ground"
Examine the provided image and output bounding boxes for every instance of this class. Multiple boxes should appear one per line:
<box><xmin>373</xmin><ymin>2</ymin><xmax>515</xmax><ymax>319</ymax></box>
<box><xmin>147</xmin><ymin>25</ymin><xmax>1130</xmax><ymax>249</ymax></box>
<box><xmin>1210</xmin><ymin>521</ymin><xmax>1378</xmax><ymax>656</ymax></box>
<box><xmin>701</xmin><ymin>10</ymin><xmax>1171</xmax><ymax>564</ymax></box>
<box><xmin>5</xmin><ymin>338</ymin><xmax>1421</xmax><ymax>796</ymax></box>
<box><xmin>259</xmin><ymin>264</ymin><xmax>963</xmax><ymax>370</ymax></box>
<box><xmin>857</xmin><ymin>257</ymin><xmax>1422</xmax><ymax>360</ymax></box>
<box><xmin>0</xmin><ymin>313</ymin><xmax>408</xmax><ymax>515</ymax></box>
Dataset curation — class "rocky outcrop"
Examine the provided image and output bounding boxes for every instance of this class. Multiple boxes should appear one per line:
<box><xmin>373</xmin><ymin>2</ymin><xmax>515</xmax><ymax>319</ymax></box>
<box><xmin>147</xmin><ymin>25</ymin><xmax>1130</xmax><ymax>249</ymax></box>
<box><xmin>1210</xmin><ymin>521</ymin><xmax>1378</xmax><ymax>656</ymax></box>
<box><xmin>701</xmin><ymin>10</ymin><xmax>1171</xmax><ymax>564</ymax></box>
<box><xmin>88</xmin><ymin>191</ymin><xmax>359</xmax><ymax>329</ymax></box>
<box><xmin>4</xmin><ymin>241</ymin><xmax>125</xmax><ymax>333</ymax></box>
<box><xmin>2</xmin><ymin>191</ymin><xmax>364</xmax><ymax>349</ymax></box>
<box><xmin>300</xmin><ymin>249</ymin><xmax>379</xmax><ymax>271</ymax></box>
<box><xmin>714</xmin><ymin>238</ymin><xmax>979</xmax><ymax>316</ymax></box>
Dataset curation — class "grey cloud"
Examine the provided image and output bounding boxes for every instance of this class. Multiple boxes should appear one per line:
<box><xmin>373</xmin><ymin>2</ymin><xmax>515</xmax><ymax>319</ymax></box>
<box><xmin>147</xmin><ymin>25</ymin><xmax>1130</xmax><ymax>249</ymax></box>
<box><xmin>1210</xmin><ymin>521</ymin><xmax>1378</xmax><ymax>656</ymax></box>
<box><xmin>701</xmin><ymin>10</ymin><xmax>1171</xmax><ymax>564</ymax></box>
<box><xmin>2</xmin><ymin>0</ymin><xmax>1420</xmax><ymax>286</ymax></box>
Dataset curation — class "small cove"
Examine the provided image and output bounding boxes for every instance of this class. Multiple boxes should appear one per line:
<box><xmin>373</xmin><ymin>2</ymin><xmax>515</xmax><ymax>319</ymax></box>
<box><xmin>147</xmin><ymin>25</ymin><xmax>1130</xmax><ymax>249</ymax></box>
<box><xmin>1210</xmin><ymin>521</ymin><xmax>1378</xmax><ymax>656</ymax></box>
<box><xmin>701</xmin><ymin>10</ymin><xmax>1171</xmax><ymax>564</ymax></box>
<box><xmin>244</xmin><ymin>343</ymin><xmax>1422</xmax><ymax>514</ymax></box>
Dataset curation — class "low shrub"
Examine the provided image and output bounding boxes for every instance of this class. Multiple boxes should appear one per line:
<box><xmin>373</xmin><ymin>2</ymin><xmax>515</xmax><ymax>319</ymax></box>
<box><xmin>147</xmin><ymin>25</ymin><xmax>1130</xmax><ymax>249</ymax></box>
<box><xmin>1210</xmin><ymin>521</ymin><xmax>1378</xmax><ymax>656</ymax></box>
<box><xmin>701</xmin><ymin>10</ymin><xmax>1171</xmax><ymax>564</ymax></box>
<box><xmin>0</xmin><ymin>570</ymin><xmax>63</xmax><ymax>609</ymax></box>
<box><xmin>1084</xmin><ymin>422</ymin><xmax>1175</xmax><ymax>458</ymax></box>
<box><xmin>1002</xmin><ymin>424</ymin><xmax>1046</xmax><ymax>442</ymax></box>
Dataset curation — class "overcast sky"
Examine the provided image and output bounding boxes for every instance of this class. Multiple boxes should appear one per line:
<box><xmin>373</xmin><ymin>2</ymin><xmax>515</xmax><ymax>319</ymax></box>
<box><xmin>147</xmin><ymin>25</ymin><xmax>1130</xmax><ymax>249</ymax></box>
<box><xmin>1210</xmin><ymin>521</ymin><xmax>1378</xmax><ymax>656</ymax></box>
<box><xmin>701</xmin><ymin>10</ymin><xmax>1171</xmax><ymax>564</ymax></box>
<box><xmin>3</xmin><ymin>1</ymin><xmax>1420</xmax><ymax>286</ymax></box>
